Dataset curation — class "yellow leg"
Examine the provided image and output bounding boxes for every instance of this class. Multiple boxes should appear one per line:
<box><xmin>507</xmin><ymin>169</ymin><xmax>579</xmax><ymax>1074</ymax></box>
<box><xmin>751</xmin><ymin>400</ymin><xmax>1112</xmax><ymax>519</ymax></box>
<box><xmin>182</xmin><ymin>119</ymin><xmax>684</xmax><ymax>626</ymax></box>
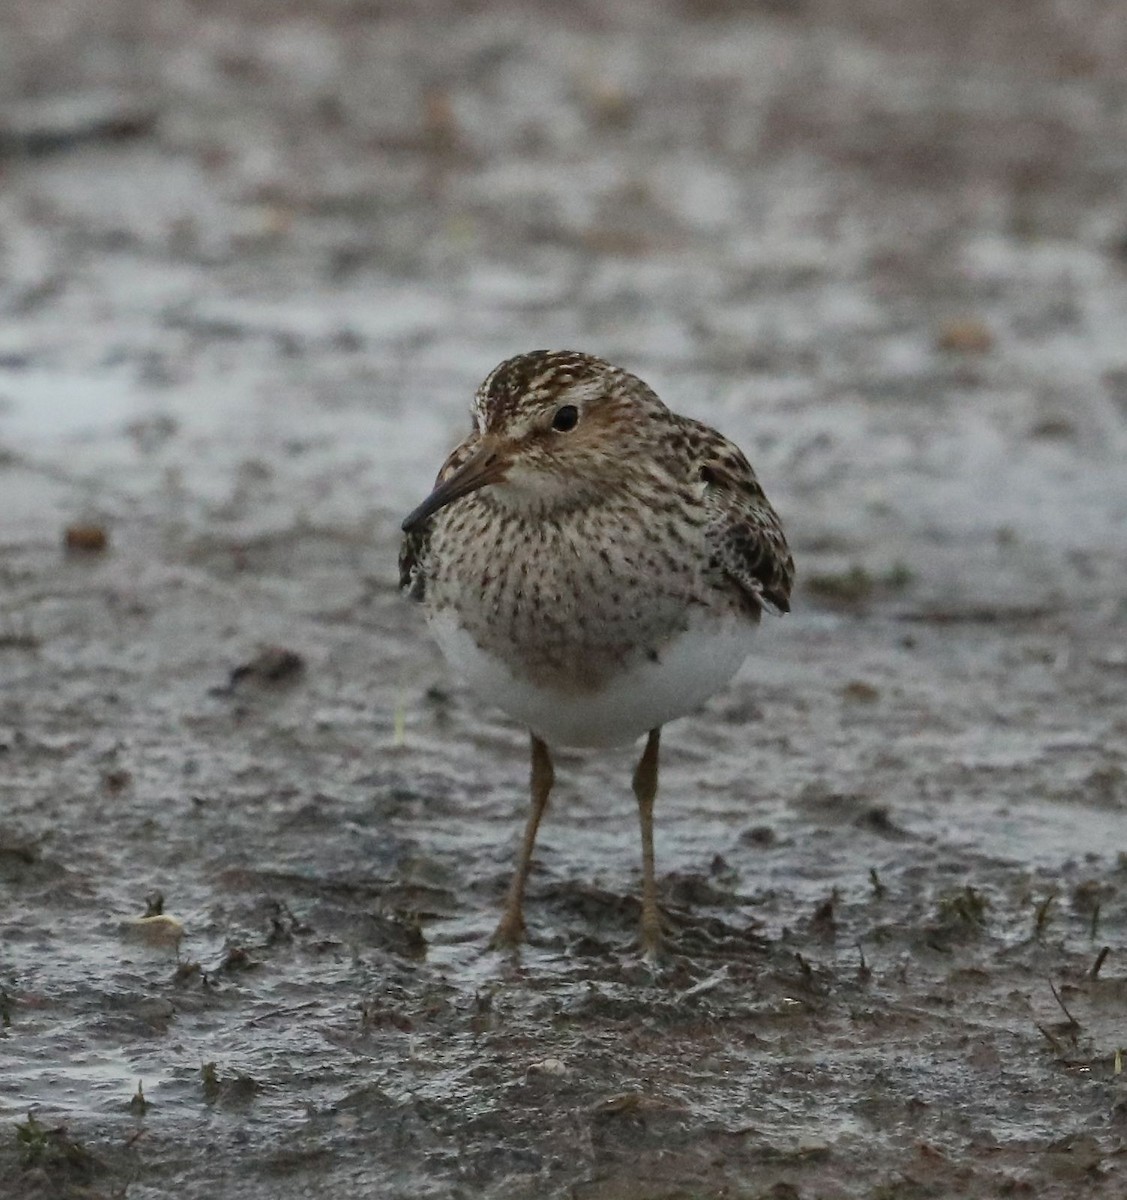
<box><xmin>633</xmin><ymin>727</ymin><xmax>663</xmax><ymax>960</ymax></box>
<box><xmin>489</xmin><ymin>732</ymin><xmax>554</xmax><ymax>950</ymax></box>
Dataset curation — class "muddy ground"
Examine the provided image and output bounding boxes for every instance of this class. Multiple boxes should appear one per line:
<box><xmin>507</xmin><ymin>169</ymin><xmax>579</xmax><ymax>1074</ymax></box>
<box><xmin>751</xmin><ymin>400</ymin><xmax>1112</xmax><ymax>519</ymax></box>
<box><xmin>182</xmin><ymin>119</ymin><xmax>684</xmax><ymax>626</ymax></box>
<box><xmin>2</xmin><ymin>2</ymin><xmax>1127</xmax><ymax>1197</ymax></box>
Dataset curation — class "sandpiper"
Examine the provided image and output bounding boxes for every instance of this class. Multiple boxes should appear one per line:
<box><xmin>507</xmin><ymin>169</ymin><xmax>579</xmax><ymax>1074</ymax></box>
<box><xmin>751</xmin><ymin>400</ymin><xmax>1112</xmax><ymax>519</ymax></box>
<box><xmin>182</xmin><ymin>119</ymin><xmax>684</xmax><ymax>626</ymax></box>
<box><xmin>400</xmin><ymin>350</ymin><xmax>793</xmax><ymax>958</ymax></box>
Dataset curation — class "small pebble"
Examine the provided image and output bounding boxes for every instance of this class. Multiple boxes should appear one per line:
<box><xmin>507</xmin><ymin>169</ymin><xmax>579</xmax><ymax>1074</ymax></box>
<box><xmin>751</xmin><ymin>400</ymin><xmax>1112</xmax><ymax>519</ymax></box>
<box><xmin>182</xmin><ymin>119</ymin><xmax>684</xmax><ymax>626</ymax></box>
<box><xmin>121</xmin><ymin>914</ymin><xmax>184</xmax><ymax>949</ymax></box>
<box><xmin>528</xmin><ymin>1057</ymin><xmax>568</xmax><ymax>1076</ymax></box>
<box><xmin>64</xmin><ymin>524</ymin><xmax>108</xmax><ymax>554</ymax></box>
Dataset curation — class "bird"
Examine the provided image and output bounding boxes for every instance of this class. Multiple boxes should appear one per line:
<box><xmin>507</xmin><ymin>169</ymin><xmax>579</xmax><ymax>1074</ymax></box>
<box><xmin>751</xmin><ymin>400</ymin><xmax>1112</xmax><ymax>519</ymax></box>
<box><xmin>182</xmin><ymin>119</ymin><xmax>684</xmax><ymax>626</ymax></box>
<box><xmin>400</xmin><ymin>350</ymin><xmax>793</xmax><ymax>959</ymax></box>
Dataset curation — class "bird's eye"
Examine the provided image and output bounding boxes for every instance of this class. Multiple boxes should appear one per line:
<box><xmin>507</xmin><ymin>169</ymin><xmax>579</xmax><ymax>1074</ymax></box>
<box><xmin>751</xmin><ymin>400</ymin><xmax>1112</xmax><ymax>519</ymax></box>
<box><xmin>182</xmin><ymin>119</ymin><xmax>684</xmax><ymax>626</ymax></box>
<box><xmin>551</xmin><ymin>405</ymin><xmax>579</xmax><ymax>432</ymax></box>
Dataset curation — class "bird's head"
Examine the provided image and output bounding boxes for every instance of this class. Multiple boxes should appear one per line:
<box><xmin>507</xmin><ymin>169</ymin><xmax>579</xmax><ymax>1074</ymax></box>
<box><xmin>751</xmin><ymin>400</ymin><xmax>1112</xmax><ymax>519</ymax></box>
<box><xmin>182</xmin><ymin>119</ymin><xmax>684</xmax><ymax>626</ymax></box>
<box><xmin>401</xmin><ymin>350</ymin><xmax>669</xmax><ymax>532</ymax></box>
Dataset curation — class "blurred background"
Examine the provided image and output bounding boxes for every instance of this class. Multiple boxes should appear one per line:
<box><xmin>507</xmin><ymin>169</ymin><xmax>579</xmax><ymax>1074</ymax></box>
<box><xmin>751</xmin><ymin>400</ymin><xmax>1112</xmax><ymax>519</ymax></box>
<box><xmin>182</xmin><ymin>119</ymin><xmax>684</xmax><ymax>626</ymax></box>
<box><xmin>2</xmin><ymin>4</ymin><xmax>1127</xmax><ymax>1198</ymax></box>
<box><xmin>2</xmin><ymin>0</ymin><xmax>1126</xmax><ymax>567</ymax></box>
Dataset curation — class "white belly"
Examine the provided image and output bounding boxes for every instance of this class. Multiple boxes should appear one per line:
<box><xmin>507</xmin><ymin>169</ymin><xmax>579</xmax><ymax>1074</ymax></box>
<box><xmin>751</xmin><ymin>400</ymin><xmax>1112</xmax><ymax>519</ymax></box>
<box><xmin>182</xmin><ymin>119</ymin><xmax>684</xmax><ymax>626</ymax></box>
<box><xmin>427</xmin><ymin>608</ymin><xmax>755</xmax><ymax>748</ymax></box>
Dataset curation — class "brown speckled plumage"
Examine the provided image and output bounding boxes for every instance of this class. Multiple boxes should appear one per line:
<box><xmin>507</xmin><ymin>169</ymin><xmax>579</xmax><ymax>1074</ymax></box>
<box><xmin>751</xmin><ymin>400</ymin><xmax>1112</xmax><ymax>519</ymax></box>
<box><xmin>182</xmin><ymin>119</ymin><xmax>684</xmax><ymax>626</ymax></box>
<box><xmin>399</xmin><ymin>349</ymin><xmax>794</xmax><ymax>957</ymax></box>
<box><xmin>400</xmin><ymin>351</ymin><xmax>793</xmax><ymax>680</ymax></box>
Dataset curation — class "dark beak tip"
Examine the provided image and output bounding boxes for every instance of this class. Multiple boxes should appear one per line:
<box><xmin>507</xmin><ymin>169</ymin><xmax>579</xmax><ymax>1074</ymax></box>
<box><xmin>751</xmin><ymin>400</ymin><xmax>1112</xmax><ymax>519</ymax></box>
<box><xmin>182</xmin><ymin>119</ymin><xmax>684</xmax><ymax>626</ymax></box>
<box><xmin>399</xmin><ymin>446</ymin><xmax>504</xmax><ymax>535</ymax></box>
<box><xmin>400</xmin><ymin>502</ymin><xmax>430</xmax><ymax>534</ymax></box>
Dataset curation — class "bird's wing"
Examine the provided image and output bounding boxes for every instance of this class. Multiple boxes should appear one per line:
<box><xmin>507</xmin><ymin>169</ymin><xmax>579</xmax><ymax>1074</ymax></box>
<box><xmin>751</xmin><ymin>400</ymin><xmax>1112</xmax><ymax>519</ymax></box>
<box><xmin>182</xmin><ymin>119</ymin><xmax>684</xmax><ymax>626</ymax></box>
<box><xmin>398</xmin><ymin>525</ymin><xmax>429</xmax><ymax>601</ymax></box>
<box><xmin>398</xmin><ymin>436</ymin><xmax>479</xmax><ymax>602</ymax></box>
<box><xmin>696</xmin><ymin>429</ymin><xmax>794</xmax><ymax>617</ymax></box>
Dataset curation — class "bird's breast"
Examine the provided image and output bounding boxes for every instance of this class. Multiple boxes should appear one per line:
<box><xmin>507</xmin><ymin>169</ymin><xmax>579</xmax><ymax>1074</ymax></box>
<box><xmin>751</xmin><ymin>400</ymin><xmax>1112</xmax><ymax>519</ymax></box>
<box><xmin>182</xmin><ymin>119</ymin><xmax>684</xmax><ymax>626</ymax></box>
<box><xmin>423</xmin><ymin>497</ymin><xmax>724</xmax><ymax>692</ymax></box>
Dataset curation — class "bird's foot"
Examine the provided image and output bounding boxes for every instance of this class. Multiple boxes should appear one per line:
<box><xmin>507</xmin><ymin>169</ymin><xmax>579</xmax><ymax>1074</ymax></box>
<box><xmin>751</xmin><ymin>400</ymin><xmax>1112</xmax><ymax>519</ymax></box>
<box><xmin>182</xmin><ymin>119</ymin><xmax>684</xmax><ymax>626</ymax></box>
<box><xmin>638</xmin><ymin>911</ymin><xmax>665</xmax><ymax>966</ymax></box>
<box><xmin>487</xmin><ymin>909</ymin><xmax>526</xmax><ymax>953</ymax></box>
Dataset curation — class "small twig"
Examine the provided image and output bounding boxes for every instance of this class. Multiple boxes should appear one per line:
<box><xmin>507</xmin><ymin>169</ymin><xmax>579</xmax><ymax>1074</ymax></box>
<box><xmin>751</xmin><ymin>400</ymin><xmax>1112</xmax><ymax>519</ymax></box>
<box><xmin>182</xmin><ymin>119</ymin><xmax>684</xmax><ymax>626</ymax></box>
<box><xmin>246</xmin><ymin>1001</ymin><xmax>321</xmax><ymax>1028</ymax></box>
<box><xmin>869</xmin><ymin>867</ymin><xmax>886</xmax><ymax>899</ymax></box>
<box><xmin>676</xmin><ymin>964</ymin><xmax>729</xmax><ymax>1003</ymax></box>
<box><xmin>1037</xmin><ymin>1023</ymin><xmax>1064</xmax><ymax>1055</ymax></box>
<box><xmin>1049</xmin><ymin>979</ymin><xmax>1080</xmax><ymax>1031</ymax></box>
<box><xmin>680</xmin><ymin>965</ymin><xmax>730</xmax><ymax>999</ymax></box>
<box><xmin>856</xmin><ymin>942</ymin><xmax>871</xmax><ymax>983</ymax></box>
<box><xmin>1033</xmin><ymin>893</ymin><xmax>1055</xmax><ymax>936</ymax></box>
<box><xmin>794</xmin><ymin>951</ymin><xmax>815</xmax><ymax>989</ymax></box>
<box><xmin>1091</xmin><ymin>947</ymin><xmax>1110</xmax><ymax>981</ymax></box>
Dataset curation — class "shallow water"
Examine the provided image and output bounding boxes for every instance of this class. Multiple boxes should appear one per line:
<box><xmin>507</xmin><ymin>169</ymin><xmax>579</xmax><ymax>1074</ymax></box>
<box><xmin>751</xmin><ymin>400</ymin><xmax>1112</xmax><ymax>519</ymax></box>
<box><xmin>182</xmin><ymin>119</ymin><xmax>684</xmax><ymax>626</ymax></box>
<box><xmin>2</xmin><ymin>2</ymin><xmax>1127</xmax><ymax>1198</ymax></box>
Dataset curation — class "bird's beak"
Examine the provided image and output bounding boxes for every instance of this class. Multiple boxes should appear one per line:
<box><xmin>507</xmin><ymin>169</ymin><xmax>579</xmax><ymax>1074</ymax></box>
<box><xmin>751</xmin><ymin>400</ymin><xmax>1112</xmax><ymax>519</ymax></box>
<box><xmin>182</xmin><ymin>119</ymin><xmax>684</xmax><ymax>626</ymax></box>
<box><xmin>401</xmin><ymin>442</ymin><xmax>509</xmax><ymax>532</ymax></box>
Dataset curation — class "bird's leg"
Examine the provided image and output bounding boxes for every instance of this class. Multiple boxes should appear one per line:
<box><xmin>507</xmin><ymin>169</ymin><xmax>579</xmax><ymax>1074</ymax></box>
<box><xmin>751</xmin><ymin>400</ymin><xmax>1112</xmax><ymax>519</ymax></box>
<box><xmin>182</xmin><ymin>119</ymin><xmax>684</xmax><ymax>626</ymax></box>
<box><xmin>632</xmin><ymin>727</ymin><xmax>663</xmax><ymax>960</ymax></box>
<box><xmin>489</xmin><ymin>732</ymin><xmax>554</xmax><ymax>950</ymax></box>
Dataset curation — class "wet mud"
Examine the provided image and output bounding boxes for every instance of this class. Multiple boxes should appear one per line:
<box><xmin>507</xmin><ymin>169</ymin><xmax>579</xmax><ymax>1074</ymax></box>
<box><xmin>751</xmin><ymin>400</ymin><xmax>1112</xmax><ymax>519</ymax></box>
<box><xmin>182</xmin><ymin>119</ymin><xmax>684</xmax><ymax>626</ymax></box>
<box><xmin>2</xmin><ymin>2</ymin><xmax>1127</xmax><ymax>1197</ymax></box>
